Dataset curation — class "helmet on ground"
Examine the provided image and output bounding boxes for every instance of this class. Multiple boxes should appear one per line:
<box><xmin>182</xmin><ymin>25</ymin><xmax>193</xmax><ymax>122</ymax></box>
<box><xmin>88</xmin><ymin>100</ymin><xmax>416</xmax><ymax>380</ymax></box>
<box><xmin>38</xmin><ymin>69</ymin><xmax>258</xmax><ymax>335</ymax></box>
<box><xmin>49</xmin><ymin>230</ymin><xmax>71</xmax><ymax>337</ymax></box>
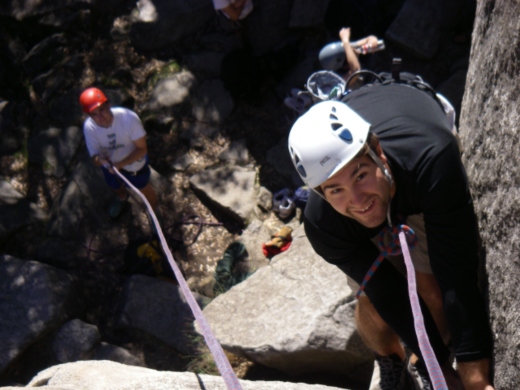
<box><xmin>79</xmin><ymin>87</ymin><xmax>108</xmax><ymax>113</ymax></box>
<box><xmin>318</xmin><ymin>41</ymin><xmax>345</xmax><ymax>71</ymax></box>
<box><xmin>288</xmin><ymin>100</ymin><xmax>370</xmax><ymax>189</ymax></box>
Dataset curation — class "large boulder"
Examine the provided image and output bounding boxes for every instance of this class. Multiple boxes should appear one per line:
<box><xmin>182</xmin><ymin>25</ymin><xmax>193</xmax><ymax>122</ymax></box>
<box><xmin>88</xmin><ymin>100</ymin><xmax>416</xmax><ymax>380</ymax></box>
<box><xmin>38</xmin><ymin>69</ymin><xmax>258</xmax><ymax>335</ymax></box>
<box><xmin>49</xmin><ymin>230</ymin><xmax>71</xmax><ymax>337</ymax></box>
<box><xmin>458</xmin><ymin>0</ymin><xmax>520</xmax><ymax>388</ymax></box>
<box><xmin>115</xmin><ymin>274</ymin><xmax>211</xmax><ymax>355</ymax></box>
<box><xmin>189</xmin><ymin>165</ymin><xmax>258</xmax><ymax>227</ymax></box>
<box><xmin>0</xmin><ymin>255</ymin><xmax>82</xmax><ymax>376</ymax></box>
<box><xmin>200</xmin><ymin>225</ymin><xmax>373</xmax><ymax>385</ymax></box>
<box><xmin>16</xmin><ymin>360</ymin><xmax>345</xmax><ymax>389</ymax></box>
<box><xmin>0</xmin><ymin>180</ymin><xmax>48</xmax><ymax>239</ymax></box>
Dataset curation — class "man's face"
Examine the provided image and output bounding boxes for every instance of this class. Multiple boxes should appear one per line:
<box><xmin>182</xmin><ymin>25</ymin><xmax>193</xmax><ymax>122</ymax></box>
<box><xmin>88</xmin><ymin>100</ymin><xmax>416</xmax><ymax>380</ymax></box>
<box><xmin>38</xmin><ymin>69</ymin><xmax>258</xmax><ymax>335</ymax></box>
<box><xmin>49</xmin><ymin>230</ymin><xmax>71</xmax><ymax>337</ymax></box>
<box><xmin>320</xmin><ymin>150</ymin><xmax>395</xmax><ymax>228</ymax></box>
<box><xmin>89</xmin><ymin>102</ymin><xmax>113</xmax><ymax>128</ymax></box>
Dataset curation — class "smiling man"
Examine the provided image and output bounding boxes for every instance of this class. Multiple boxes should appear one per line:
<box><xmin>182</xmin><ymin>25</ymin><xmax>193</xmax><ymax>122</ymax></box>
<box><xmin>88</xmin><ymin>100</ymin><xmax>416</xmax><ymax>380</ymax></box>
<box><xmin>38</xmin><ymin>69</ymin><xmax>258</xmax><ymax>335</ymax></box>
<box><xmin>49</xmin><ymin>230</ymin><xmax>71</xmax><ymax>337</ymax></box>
<box><xmin>288</xmin><ymin>82</ymin><xmax>494</xmax><ymax>390</ymax></box>
<box><xmin>80</xmin><ymin>87</ymin><xmax>157</xmax><ymax>219</ymax></box>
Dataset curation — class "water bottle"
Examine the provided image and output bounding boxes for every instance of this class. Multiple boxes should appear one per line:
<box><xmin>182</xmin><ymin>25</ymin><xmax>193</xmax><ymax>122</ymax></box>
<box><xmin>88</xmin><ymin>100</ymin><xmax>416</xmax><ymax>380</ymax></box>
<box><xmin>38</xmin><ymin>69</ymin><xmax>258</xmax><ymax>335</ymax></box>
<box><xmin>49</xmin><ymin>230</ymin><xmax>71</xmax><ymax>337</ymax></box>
<box><xmin>352</xmin><ymin>39</ymin><xmax>385</xmax><ymax>55</ymax></box>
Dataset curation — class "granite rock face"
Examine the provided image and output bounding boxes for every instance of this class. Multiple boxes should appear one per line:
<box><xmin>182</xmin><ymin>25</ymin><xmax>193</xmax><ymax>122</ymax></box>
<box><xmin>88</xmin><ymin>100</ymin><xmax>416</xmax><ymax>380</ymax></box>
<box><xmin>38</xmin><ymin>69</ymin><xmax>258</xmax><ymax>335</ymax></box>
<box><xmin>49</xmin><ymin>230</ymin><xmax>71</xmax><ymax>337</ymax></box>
<box><xmin>459</xmin><ymin>0</ymin><xmax>520</xmax><ymax>387</ymax></box>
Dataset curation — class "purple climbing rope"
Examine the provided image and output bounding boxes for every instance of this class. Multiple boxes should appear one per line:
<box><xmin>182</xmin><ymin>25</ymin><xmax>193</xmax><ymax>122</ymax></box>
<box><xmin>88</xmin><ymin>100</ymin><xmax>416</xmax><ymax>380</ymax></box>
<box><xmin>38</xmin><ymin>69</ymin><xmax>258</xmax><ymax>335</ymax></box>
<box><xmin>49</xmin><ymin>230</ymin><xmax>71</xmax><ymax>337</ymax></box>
<box><xmin>357</xmin><ymin>223</ymin><xmax>448</xmax><ymax>390</ymax></box>
<box><xmin>112</xmin><ymin>166</ymin><xmax>243</xmax><ymax>390</ymax></box>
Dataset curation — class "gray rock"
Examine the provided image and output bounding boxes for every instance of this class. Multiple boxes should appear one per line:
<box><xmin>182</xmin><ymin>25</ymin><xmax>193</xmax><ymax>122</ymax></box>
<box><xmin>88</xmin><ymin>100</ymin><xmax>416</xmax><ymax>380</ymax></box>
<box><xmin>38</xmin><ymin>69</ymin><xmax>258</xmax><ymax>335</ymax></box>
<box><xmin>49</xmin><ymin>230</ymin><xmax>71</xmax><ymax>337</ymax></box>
<box><xmin>45</xmin><ymin>155</ymin><xmax>112</xmax><ymax>240</ymax></box>
<box><xmin>115</xmin><ymin>275</ymin><xmax>209</xmax><ymax>355</ymax></box>
<box><xmin>0</xmin><ymin>181</ymin><xmax>48</xmax><ymax>239</ymax></box>
<box><xmin>0</xmin><ymin>0</ymin><xmax>91</xmax><ymax>20</ymax></box>
<box><xmin>245</xmin><ymin>0</ymin><xmax>293</xmax><ymax>57</ymax></box>
<box><xmin>459</xmin><ymin>0</ymin><xmax>520</xmax><ymax>387</ymax></box>
<box><xmin>385</xmin><ymin>0</ymin><xmax>442</xmax><ymax>59</ymax></box>
<box><xmin>256</xmin><ymin>185</ymin><xmax>273</xmax><ymax>213</ymax></box>
<box><xmin>27</xmin><ymin>126</ymin><xmax>83</xmax><ymax>178</ymax></box>
<box><xmin>92</xmin><ymin>342</ymin><xmax>144</xmax><ymax>367</ymax></box>
<box><xmin>189</xmin><ymin>166</ymin><xmax>257</xmax><ymax>225</ymax></box>
<box><xmin>288</xmin><ymin>0</ymin><xmax>331</xmax><ymax>28</ymax></box>
<box><xmin>0</xmin><ymin>179</ymin><xmax>23</xmax><ymax>202</ymax></box>
<box><xmin>184</xmin><ymin>51</ymin><xmax>225</xmax><ymax>78</ymax></box>
<box><xmin>0</xmin><ymin>100</ymin><xmax>25</xmax><ymax>155</ymax></box>
<box><xmin>130</xmin><ymin>0</ymin><xmax>214</xmax><ymax>51</ymax></box>
<box><xmin>266</xmin><ymin>136</ymin><xmax>305</xmax><ymax>187</ymax></box>
<box><xmin>0</xmin><ymin>255</ymin><xmax>82</xmax><ymax>375</ymax></box>
<box><xmin>218</xmin><ymin>138</ymin><xmax>249</xmax><ymax>165</ymax></box>
<box><xmin>53</xmin><ymin>319</ymin><xmax>101</xmax><ymax>363</ymax></box>
<box><xmin>22</xmin><ymin>34</ymin><xmax>68</xmax><ymax>78</ymax></box>
<box><xmin>24</xmin><ymin>360</ymin><xmax>346</xmax><ymax>389</ymax></box>
<box><xmin>200</xmin><ymin>225</ymin><xmax>373</xmax><ymax>383</ymax></box>
<box><xmin>191</xmin><ymin>79</ymin><xmax>234</xmax><ymax>125</ymax></box>
<box><xmin>237</xmin><ymin>219</ymin><xmax>273</xmax><ymax>271</ymax></box>
<box><xmin>171</xmin><ymin>153</ymin><xmax>195</xmax><ymax>171</ymax></box>
<box><xmin>146</xmin><ymin>71</ymin><xmax>196</xmax><ymax>110</ymax></box>
<box><xmin>180</xmin><ymin>123</ymin><xmax>218</xmax><ymax>141</ymax></box>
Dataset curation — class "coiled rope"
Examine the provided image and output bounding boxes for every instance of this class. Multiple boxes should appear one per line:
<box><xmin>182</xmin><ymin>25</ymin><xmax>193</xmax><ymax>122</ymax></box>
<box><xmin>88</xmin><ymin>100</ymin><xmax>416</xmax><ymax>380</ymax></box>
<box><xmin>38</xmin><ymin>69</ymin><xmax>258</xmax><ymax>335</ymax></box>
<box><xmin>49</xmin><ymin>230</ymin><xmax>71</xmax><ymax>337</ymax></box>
<box><xmin>357</xmin><ymin>223</ymin><xmax>448</xmax><ymax>390</ymax></box>
<box><xmin>112</xmin><ymin>166</ymin><xmax>243</xmax><ymax>390</ymax></box>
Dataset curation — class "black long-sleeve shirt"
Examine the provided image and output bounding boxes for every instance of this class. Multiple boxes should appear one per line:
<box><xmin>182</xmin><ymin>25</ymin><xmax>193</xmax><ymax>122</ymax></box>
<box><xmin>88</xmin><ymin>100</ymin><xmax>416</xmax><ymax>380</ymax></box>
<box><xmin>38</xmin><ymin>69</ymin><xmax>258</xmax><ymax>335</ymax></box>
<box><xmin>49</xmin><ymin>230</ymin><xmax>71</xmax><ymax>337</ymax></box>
<box><xmin>304</xmin><ymin>82</ymin><xmax>492</xmax><ymax>363</ymax></box>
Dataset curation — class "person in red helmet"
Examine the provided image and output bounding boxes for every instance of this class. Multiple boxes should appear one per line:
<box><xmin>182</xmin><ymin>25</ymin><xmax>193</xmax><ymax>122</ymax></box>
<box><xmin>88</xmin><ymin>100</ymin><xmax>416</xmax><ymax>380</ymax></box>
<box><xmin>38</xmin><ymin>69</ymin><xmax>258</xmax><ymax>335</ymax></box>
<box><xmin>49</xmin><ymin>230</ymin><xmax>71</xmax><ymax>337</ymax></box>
<box><xmin>80</xmin><ymin>87</ymin><xmax>157</xmax><ymax>219</ymax></box>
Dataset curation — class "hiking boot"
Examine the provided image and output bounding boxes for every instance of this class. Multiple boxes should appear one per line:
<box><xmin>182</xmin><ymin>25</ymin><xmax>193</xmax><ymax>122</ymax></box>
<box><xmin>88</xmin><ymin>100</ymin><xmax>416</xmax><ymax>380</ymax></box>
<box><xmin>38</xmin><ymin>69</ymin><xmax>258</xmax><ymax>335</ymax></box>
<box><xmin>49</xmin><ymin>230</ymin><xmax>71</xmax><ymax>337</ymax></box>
<box><xmin>370</xmin><ymin>354</ymin><xmax>414</xmax><ymax>390</ymax></box>
<box><xmin>408</xmin><ymin>360</ymin><xmax>433</xmax><ymax>390</ymax></box>
<box><xmin>108</xmin><ymin>196</ymin><xmax>128</xmax><ymax>219</ymax></box>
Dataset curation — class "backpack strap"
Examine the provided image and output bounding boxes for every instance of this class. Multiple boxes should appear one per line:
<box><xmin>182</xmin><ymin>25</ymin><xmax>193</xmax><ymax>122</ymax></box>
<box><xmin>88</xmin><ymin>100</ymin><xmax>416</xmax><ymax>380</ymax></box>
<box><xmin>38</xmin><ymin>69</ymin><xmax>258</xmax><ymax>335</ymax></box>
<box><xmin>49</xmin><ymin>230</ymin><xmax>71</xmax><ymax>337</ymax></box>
<box><xmin>345</xmin><ymin>58</ymin><xmax>446</xmax><ymax>112</ymax></box>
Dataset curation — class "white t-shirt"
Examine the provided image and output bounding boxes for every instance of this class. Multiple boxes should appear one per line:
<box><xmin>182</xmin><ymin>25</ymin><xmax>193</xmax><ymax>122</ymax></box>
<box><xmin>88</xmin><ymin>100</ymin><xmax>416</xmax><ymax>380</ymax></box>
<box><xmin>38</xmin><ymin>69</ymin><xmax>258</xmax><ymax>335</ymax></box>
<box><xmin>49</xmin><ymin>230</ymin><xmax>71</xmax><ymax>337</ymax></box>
<box><xmin>212</xmin><ymin>0</ymin><xmax>253</xmax><ymax>20</ymax></box>
<box><xmin>83</xmin><ymin>107</ymin><xmax>147</xmax><ymax>172</ymax></box>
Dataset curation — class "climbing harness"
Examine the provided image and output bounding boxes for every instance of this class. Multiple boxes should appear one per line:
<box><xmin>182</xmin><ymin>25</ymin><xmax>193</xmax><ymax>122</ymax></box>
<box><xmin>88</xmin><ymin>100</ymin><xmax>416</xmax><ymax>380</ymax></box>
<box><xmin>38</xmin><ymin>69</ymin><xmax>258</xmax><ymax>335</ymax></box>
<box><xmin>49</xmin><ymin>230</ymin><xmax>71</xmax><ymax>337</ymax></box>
<box><xmin>111</xmin><ymin>165</ymin><xmax>243</xmax><ymax>390</ymax></box>
<box><xmin>356</xmin><ymin>222</ymin><xmax>448</xmax><ymax>390</ymax></box>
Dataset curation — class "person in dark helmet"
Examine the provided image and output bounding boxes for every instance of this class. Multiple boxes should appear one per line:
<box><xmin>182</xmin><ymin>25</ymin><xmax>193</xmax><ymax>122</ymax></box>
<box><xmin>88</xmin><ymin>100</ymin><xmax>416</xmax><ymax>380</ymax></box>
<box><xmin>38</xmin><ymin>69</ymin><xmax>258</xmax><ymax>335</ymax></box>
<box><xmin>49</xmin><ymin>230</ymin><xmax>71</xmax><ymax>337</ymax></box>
<box><xmin>288</xmin><ymin>82</ymin><xmax>494</xmax><ymax>390</ymax></box>
<box><xmin>80</xmin><ymin>87</ymin><xmax>157</xmax><ymax>218</ymax></box>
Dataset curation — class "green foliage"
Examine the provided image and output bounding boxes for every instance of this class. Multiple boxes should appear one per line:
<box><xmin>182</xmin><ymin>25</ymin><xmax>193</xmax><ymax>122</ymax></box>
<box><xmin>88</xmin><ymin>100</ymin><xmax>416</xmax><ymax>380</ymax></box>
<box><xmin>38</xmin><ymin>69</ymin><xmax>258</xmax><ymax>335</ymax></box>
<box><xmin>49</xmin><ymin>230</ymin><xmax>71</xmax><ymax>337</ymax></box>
<box><xmin>13</xmin><ymin>138</ymin><xmax>28</xmax><ymax>168</ymax></box>
<box><xmin>185</xmin><ymin>339</ymin><xmax>219</xmax><ymax>376</ymax></box>
<box><xmin>147</xmin><ymin>60</ymin><xmax>182</xmax><ymax>89</ymax></box>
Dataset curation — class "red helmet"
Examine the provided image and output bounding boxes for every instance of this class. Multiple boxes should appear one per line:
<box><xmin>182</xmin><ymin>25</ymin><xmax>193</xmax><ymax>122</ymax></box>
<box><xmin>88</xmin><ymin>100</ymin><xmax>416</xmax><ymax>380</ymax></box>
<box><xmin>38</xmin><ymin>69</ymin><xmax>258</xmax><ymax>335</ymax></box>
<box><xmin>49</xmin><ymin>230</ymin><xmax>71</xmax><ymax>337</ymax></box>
<box><xmin>79</xmin><ymin>87</ymin><xmax>108</xmax><ymax>113</ymax></box>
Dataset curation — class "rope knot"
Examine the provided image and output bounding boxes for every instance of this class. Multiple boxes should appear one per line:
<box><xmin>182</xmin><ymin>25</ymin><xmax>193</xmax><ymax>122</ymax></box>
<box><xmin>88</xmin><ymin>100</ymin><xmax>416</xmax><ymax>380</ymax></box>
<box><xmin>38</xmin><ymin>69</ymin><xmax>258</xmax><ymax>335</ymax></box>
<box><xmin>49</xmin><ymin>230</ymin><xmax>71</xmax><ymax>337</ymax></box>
<box><xmin>376</xmin><ymin>224</ymin><xmax>417</xmax><ymax>256</ymax></box>
<box><xmin>356</xmin><ymin>223</ymin><xmax>417</xmax><ymax>298</ymax></box>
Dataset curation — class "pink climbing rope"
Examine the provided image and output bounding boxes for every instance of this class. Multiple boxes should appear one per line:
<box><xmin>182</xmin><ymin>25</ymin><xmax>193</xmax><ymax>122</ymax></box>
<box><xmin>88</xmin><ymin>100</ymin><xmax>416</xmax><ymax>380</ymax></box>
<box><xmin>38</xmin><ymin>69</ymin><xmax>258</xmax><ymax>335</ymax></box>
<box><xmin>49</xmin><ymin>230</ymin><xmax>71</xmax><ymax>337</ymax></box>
<box><xmin>357</xmin><ymin>223</ymin><xmax>448</xmax><ymax>390</ymax></box>
<box><xmin>112</xmin><ymin>166</ymin><xmax>243</xmax><ymax>390</ymax></box>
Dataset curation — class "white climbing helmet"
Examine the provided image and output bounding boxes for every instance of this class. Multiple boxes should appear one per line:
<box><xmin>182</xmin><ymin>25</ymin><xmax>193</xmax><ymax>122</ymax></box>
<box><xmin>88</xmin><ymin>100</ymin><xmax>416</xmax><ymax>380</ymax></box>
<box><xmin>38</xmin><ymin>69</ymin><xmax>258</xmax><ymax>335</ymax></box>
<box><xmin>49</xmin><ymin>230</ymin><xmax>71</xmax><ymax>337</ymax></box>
<box><xmin>318</xmin><ymin>41</ymin><xmax>345</xmax><ymax>71</ymax></box>
<box><xmin>288</xmin><ymin>100</ymin><xmax>371</xmax><ymax>189</ymax></box>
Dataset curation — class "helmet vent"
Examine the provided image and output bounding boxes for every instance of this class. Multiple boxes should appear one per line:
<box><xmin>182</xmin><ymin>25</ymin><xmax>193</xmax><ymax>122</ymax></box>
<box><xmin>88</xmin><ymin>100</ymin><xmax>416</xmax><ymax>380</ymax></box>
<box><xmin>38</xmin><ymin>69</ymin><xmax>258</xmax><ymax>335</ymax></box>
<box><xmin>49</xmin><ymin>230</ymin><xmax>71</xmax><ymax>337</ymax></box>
<box><xmin>331</xmin><ymin>123</ymin><xmax>342</xmax><ymax>131</ymax></box>
<box><xmin>339</xmin><ymin>129</ymin><xmax>353</xmax><ymax>142</ymax></box>
<box><xmin>330</xmin><ymin>113</ymin><xmax>338</xmax><ymax>120</ymax></box>
<box><xmin>331</xmin><ymin>107</ymin><xmax>337</xmax><ymax>113</ymax></box>
<box><xmin>297</xmin><ymin>165</ymin><xmax>307</xmax><ymax>178</ymax></box>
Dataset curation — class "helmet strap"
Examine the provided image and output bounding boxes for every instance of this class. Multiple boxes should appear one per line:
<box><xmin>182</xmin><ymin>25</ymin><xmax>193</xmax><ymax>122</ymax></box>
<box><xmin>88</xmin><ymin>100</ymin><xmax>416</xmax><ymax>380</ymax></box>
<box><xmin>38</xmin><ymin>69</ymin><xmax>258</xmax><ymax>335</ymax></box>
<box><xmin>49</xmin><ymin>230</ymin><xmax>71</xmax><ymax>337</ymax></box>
<box><xmin>367</xmin><ymin>148</ymin><xmax>394</xmax><ymax>226</ymax></box>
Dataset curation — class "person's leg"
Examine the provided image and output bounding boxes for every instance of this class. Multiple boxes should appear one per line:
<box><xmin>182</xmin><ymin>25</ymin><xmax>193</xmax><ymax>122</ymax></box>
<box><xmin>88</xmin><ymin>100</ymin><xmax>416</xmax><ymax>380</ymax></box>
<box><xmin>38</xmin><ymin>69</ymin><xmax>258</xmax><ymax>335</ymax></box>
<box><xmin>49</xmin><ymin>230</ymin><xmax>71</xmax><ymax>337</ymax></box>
<box><xmin>457</xmin><ymin>359</ymin><xmax>494</xmax><ymax>390</ymax></box>
<box><xmin>356</xmin><ymin>295</ymin><xmax>405</xmax><ymax>359</ymax></box>
<box><xmin>113</xmin><ymin>184</ymin><xmax>128</xmax><ymax>201</ymax></box>
<box><xmin>415</xmin><ymin>271</ymin><xmax>450</xmax><ymax>345</ymax></box>
<box><xmin>139</xmin><ymin>182</ymin><xmax>157</xmax><ymax>211</ymax></box>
